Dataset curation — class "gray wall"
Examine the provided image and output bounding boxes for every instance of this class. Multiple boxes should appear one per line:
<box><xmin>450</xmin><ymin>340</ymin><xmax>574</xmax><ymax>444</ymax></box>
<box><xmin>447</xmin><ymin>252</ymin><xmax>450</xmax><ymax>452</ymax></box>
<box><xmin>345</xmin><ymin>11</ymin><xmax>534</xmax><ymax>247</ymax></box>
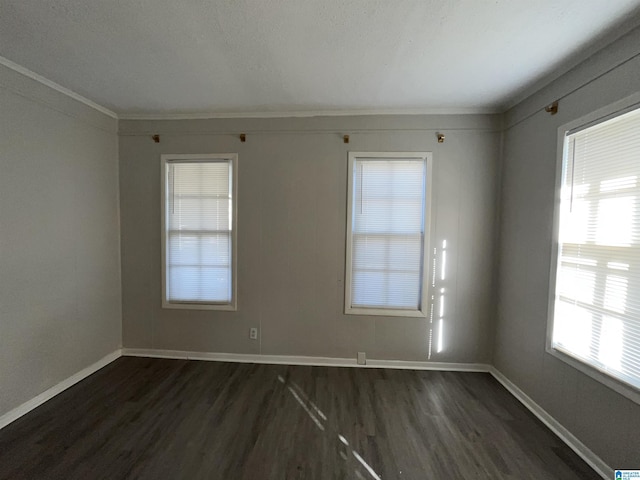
<box><xmin>119</xmin><ymin>114</ymin><xmax>501</xmax><ymax>363</ymax></box>
<box><xmin>495</xmin><ymin>27</ymin><xmax>640</xmax><ymax>467</ymax></box>
<box><xmin>0</xmin><ymin>64</ymin><xmax>122</xmax><ymax>418</ymax></box>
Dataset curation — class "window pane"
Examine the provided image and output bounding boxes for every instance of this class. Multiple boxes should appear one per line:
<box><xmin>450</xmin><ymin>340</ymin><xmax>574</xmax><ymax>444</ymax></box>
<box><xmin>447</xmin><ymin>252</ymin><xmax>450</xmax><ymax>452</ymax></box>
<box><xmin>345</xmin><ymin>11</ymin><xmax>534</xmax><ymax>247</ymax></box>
<box><xmin>352</xmin><ymin>233</ymin><xmax>423</xmax><ymax>272</ymax></box>
<box><xmin>557</xmin><ymin>263</ymin><xmax>596</xmax><ymax>305</ymax></box>
<box><xmin>552</xmin><ymin>106</ymin><xmax>640</xmax><ymax>391</ymax></box>
<box><xmin>168</xmin><ymin>233</ymin><xmax>231</xmax><ymax>267</ymax></box>
<box><xmin>553</xmin><ymin>300</ymin><xmax>593</xmax><ymax>359</ymax></box>
<box><xmin>595</xmin><ymin>196</ymin><xmax>634</xmax><ymax>247</ymax></box>
<box><xmin>170</xmin><ymin>198</ymin><xmax>231</xmax><ymax>231</ymax></box>
<box><xmin>352</xmin><ymin>271</ymin><xmax>421</xmax><ymax>309</ymax></box>
<box><xmin>598</xmin><ymin>316</ymin><xmax>623</xmax><ymax>371</ymax></box>
<box><xmin>168</xmin><ymin>266</ymin><xmax>231</xmax><ymax>303</ymax></box>
<box><xmin>348</xmin><ymin>156</ymin><xmax>427</xmax><ymax>312</ymax></box>
<box><xmin>165</xmin><ymin>159</ymin><xmax>233</xmax><ymax>304</ymax></box>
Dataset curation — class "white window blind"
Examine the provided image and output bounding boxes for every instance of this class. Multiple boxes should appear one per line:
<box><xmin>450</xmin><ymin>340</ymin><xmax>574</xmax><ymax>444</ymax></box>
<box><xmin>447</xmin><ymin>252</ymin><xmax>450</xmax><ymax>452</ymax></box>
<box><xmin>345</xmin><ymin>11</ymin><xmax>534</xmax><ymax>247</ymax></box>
<box><xmin>162</xmin><ymin>155</ymin><xmax>236</xmax><ymax>308</ymax></box>
<box><xmin>552</xmin><ymin>106</ymin><xmax>640</xmax><ymax>392</ymax></box>
<box><xmin>345</xmin><ymin>153</ymin><xmax>431</xmax><ymax>316</ymax></box>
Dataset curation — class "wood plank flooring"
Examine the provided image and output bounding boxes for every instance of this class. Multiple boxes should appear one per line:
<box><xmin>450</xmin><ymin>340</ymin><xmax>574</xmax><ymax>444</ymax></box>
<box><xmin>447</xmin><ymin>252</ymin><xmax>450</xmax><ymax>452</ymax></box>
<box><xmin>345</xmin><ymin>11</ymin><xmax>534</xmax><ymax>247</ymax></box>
<box><xmin>0</xmin><ymin>357</ymin><xmax>600</xmax><ymax>479</ymax></box>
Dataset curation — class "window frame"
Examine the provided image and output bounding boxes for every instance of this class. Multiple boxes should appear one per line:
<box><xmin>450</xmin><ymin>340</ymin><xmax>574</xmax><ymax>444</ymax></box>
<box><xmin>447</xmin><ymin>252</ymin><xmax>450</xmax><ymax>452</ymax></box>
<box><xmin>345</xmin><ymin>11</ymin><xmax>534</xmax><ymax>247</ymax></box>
<box><xmin>546</xmin><ymin>94</ymin><xmax>640</xmax><ymax>405</ymax></box>
<box><xmin>344</xmin><ymin>151</ymin><xmax>433</xmax><ymax>318</ymax></box>
<box><xmin>160</xmin><ymin>153</ymin><xmax>238</xmax><ymax>311</ymax></box>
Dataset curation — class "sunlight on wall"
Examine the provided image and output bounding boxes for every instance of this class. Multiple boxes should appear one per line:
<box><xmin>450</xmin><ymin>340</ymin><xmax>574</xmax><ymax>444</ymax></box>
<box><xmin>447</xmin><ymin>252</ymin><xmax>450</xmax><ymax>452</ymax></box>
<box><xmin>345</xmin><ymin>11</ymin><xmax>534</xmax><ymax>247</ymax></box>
<box><xmin>428</xmin><ymin>240</ymin><xmax>448</xmax><ymax>359</ymax></box>
<box><xmin>437</xmin><ymin>240</ymin><xmax>447</xmax><ymax>354</ymax></box>
<box><xmin>428</xmin><ymin>247</ymin><xmax>436</xmax><ymax>359</ymax></box>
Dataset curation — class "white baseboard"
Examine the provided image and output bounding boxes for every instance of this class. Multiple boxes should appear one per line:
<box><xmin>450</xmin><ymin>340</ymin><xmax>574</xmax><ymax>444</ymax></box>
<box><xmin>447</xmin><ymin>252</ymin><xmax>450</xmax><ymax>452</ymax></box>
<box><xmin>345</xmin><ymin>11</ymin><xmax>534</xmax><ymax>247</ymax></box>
<box><xmin>122</xmin><ymin>348</ymin><xmax>491</xmax><ymax>372</ymax></box>
<box><xmin>0</xmin><ymin>349</ymin><xmax>122</xmax><ymax>431</ymax></box>
<box><xmin>0</xmin><ymin>347</ymin><xmax>612</xmax><ymax>479</ymax></box>
<box><xmin>123</xmin><ymin>351</ymin><xmax>611</xmax><ymax>479</ymax></box>
<box><xmin>489</xmin><ymin>367</ymin><xmax>611</xmax><ymax>480</ymax></box>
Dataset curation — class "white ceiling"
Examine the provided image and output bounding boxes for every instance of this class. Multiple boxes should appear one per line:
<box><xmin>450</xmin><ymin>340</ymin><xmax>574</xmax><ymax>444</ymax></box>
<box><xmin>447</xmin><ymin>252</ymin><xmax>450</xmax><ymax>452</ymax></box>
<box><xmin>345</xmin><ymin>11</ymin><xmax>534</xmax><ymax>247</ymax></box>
<box><xmin>1</xmin><ymin>0</ymin><xmax>640</xmax><ymax>116</ymax></box>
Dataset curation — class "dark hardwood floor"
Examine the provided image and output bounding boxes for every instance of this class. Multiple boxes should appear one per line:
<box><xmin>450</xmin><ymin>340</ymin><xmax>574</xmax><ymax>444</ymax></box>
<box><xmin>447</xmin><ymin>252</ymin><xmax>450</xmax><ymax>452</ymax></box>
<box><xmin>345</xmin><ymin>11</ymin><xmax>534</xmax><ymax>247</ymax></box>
<box><xmin>0</xmin><ymin>357</ymin><xmax>600</xmax><ymax>480</ymax></box>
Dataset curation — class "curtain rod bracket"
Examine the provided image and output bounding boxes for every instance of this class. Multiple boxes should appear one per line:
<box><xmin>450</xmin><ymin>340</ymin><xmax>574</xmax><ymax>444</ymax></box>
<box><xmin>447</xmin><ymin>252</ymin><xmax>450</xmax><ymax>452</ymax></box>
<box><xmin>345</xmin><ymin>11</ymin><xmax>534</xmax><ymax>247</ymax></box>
<box><xmin>152</xmin><ymin>134</ymin><xmax>160</xmax><ymax>143</ymax></box>
<box><xmin>343</xmin><ymin>135</ymin><xmax>349</xmax><ymax>144</ymax></box>
<box><xmin>545</xmin><ymin>101</ymin><xmax>559</xmax><ymax>115</ymax></box>
<box><xmin>437</xmin><ymin>133</ymin><xmax>445</xmax><ymax>143</ymax></box>
<box><xmin>239</xmin><ymin>133</ymin><xmax>246</xmax><ymax>142</ymax></box>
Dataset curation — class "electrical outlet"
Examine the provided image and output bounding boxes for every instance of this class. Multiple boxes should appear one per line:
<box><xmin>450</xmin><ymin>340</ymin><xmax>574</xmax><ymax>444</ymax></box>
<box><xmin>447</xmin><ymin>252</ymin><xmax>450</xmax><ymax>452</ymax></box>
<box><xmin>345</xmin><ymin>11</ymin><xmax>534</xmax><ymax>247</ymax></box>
<box><xmin>249</xmin><ymin>328</ymin><xmax>258</xmax><ymax>340</ymax></box>
<box><xmin>357</xmin><ymin>352</ymin><xmax>366</xmax><ymax>365</ymax></box>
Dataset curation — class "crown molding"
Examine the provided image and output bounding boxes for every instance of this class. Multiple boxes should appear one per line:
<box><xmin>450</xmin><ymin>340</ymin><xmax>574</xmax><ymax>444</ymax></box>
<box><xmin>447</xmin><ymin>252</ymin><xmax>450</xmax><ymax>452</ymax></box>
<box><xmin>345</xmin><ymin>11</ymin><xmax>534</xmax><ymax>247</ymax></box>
<box><xmin>501</xmin><ymin>16</ymin><xmax>640</xmax><ymax>114</ymax></box>
<box><xmin>0</xmin><ymin>56</ymin><xmax>503</xmax><ymax>120</ymax></box>
<box><xmin>118</xmin><ymin>106</ymin><xmax>500</xmax><ymax>121</ymax></box>
<box><xmin>0</xmin><ymin>55</ymin><xmax>117</xmax><ymax>119</ymax></box>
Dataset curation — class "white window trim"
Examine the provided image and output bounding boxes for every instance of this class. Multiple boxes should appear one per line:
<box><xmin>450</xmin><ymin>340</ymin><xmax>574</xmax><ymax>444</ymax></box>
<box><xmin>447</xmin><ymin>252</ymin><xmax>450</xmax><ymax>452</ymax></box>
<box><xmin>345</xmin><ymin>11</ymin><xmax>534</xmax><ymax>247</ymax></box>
<box><xmin>546</xmin><ymin>93</ymin><xmax>640</xmax><ymax>405</ymax></box>
<box><xmin>160</xmin><ymin>153</ymin><xmax>238</xmax><ymax>311</ymax></box>
<box><xmin>344</xmin><ymin>151</ymin><xmax>433</xmax><ymax>318</ymax></box>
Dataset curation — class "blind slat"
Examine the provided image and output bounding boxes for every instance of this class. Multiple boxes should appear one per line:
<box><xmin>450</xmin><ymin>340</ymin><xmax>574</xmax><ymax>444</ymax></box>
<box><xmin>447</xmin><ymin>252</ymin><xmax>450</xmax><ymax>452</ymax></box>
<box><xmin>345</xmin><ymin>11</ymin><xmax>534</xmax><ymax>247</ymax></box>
<box><xmin>349</xmin><ymin>157</ymin><xmax>427</xmax><ymax>310</ymax></box>
<box><xmin>553</xmin><ymin>107</ymin><xmax>640</xmax><ymax>391</ymax></box>
<box><xmin>166</xmin><ymin>160</ymin><xmax>233</xmax><ymax>303</ymax></box>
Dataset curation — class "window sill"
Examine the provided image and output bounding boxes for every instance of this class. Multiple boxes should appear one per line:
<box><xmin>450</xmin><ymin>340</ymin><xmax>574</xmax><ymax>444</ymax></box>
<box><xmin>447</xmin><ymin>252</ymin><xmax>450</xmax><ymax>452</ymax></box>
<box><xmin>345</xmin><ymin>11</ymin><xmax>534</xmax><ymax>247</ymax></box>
<box><xmin>345</xmin><ymin>307</ymin><xmax>426</xmax><ymax>318</ymax></box>
<box><xmin>162</xmin><ymin>301</ymin><xmax>237</xmax><ymax>311</ymax></box>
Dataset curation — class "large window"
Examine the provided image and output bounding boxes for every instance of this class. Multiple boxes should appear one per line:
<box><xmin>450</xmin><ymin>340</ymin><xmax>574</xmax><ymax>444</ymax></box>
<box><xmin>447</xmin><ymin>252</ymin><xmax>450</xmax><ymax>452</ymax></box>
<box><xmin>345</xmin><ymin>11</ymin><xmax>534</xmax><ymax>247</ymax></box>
<box><xmin>161</xmin><ymin>154</ymin><xmax>237</xmax><ymax>310</ymax></box>
<box><xmin>345</xmin><ymin>152</ymin><xmax>432</xmax><ymax>317</ymax></box>
<box><xmin>549</xmin><ymin>103</ymin><xmax>640</xmax><ymax>401</ymax></box>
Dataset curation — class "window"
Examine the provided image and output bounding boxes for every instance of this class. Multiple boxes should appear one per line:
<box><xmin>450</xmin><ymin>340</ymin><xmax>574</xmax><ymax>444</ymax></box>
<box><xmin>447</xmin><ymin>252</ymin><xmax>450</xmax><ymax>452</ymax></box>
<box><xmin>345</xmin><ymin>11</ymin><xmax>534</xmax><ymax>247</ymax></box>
<box><xmin>161</xmin><ymin>154</ymin><xmax>237</xmax><ymax>310</ymax></box>
<box><xmin>345</xmin><ymin>152</ymin><xmax>432</xmax><ymax>317</ymax></box>
<box><xmin>549</xmin><ymin>103</ymin><xmax>640</xmax><ymax>402</ymax></box>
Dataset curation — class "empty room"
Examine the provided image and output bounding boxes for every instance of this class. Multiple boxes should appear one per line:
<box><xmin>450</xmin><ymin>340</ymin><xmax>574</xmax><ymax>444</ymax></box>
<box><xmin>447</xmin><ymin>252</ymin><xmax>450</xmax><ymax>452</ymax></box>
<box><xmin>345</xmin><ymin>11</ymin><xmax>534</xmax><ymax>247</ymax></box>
<box><xmin>1</xmin><ymin>1</ymin><xmax>639</xmax><ymax>479</ymax></box>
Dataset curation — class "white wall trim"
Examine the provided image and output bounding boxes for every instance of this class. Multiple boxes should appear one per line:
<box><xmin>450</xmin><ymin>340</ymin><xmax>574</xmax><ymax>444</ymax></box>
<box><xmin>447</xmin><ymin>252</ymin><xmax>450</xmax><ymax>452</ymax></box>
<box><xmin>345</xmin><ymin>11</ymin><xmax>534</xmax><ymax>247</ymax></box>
<box><xmin>160</xmin><ymin>154</ymin><xmax>239</xmax><ymax>311</ymax></box>
<box><xmin>0</xmin><ymin>55</ymin><xmax>117</xmax><ymax>119</ymax></box>
<box><xmin>118</xmin><ymin>107</ymin><xmax>500</xmax><ymax>121</ymax></box>
<box><xmin>344</xmin><ymin>152</ymin><xmax>433</xmax><ymax>319</ymax></box>
<box><xmin>489</xmin><ymin>366</ymin><xmax>611</xmax><ymax>480</ymax></box>
<box><xmin>122</xmin><ymin>348</ymin><xmax>490</xmax><ymax>372</ymax></box>
<box><xmin>0</xmin><ymin>347</ymin><xmax>610</xmax><ymax>479</ymax></box>
<box><xmin>0</xmin><ymin>54</ymin><xmax>501</xmax><ymax>122</ymax></box>
<box><xmin>503</xmin><ymin>18</ymin><xmax>640</xmax><ymax>113</ymax></box>
<box><xmin>0</xmin><ymin>350</ymin><xmax>122</xmax><ymax>431</ymax></box>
